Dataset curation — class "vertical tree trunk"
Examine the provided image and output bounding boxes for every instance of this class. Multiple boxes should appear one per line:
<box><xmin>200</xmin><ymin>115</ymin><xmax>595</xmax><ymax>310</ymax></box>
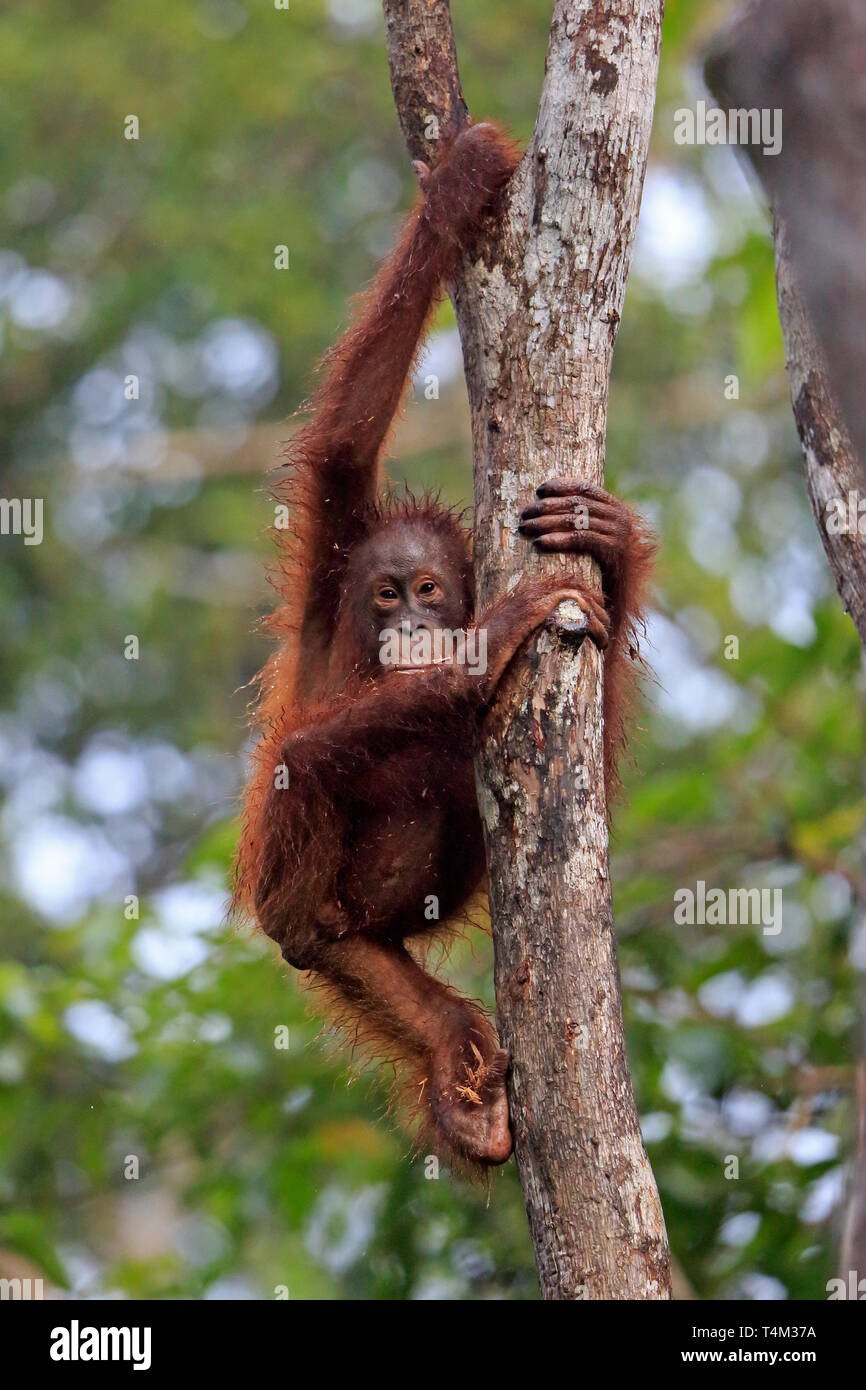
<box><xmin>384</xmin><ymin>0</ymin><xmax>671</xmax><ymax>1299</ymax></box>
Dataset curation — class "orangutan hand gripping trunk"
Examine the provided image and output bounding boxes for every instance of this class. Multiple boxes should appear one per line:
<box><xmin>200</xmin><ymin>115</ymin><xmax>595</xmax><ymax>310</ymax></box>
<box><xmin>233</xmin><ymin>122</ymin><xmax>655</xmax><ymax>1167</ymax></box>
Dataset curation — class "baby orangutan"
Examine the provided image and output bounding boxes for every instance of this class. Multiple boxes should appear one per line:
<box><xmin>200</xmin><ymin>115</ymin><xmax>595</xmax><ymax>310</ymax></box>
<box><xmin>233</xmin><ymin>123</ymin><xmax>654</xmax><ymax>1167</ymax></box>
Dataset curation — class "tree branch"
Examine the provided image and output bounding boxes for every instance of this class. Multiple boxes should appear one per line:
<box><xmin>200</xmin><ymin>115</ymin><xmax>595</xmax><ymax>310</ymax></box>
<box><xmin>383</xmin><ymin>0</ymin><xmax>670</xmax><ymax>1300</ymax></box>
<box><xmin>383</xmin><ymin>0</ymin><xmax>468</xmax><ymax>162</ymax></box>
<box><xmin>773</xmin><ymin>220</ymin><xmax>866</xmax><ymax>646</ymax></box>
<box><xmin>705</xmin><ymin>3</ymin><xmax>866</xmax><ymax>642</ymax></box>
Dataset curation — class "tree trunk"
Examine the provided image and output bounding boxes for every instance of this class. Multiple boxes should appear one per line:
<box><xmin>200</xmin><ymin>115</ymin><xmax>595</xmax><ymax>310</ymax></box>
<box><xmin>706</xmin><ymin>0</ymin><xmax>866</xmax><ymax>1286</ymax></box>
<box><xmin>772</xmin><ymin>221</ymin><xmax>866</xmax><ymax>646</ymax></box>
<box><xmin>384</xmin><ymin>0</ymin><xmax>671</xmax><ymax>1300</ymax></box>
<box><xmin>705</xmin><ymin>0</ymin><xmax>866</xmax><ymax>484</ymax></box>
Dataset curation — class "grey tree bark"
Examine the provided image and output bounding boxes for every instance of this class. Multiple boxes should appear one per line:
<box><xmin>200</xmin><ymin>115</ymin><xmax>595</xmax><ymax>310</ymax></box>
<box><xmin>772</xmin><ymin>223</ymin><xmax>866</xmax><ymax>647</ymax></box>
<box><xmin>383</xmin><ymin>0</ymin><xmax>671</xmax><ymax>1300</ymax></box>
<box><xmin>706</xmin><ymin>0</ymin><xmax>866</xmax><ymax>1286</ymax></box>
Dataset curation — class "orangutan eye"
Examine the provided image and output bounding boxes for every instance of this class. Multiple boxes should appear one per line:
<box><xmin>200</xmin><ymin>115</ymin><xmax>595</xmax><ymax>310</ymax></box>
<box><xmin>378</xmin><ymin>587</ymin><xmax>398</xmax><ymax>601</ymax></box>
<box><xmin>418</xmin><ymin>581</ymin><xmax>437</xmax><ymax>596</ymax></box>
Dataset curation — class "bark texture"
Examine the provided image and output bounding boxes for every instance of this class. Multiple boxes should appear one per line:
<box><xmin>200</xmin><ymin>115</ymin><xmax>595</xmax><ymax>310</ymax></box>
<box><xmin>773</xmin><ymin>222</ymin><xmax>866</xmax><ymax>646</ymax></box>
<box><xmin>384</xmin><ymin>0</ymin><xmax>670</xmax><ymax>1300</ymax></box>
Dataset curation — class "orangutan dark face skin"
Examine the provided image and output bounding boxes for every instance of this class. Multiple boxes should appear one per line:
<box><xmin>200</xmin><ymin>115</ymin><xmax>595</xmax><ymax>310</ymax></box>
<box><xmin>345</xmin><ymin>523</ymin><xmax>473</xmax><ymax>670</ymax></box>
<box><xmin>234</xmin><ymin>122</ymin><xmax>655</xmax><ymax>1169</ymax></box>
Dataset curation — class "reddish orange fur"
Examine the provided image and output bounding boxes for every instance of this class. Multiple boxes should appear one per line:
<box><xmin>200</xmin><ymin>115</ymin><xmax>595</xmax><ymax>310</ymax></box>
<box><xmin>234</xmin><ymin>124</ymin><xmax>519</xmax><ymax>924</ymax></box>
<box><xmin>599</xmin><ymin>500</ymin><xmax>657</xmax><ymax>792</ymax></box>
<box><xmin>232</xmin><ymin>122</ymin><xmax>654</xmax><ymax>1169</ymax></box>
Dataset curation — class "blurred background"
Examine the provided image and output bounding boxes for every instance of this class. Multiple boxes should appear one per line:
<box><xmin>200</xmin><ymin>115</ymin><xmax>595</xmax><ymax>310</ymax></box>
<box><xmin>0</xmin><ymin>0</ymin><xmax>862</xmax><ymax>1300</ymax></box>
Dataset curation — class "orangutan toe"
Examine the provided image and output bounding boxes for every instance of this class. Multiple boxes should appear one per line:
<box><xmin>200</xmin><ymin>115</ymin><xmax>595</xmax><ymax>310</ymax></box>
<box><xmin>431</xmin><ymin>1045</ymin><xmax>513</xmax><ymax>1166</ymax></box>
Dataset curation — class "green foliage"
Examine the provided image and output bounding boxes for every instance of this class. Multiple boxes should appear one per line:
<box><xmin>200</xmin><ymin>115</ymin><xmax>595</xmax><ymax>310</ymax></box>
<box><xmin>0</xmin><ymin>0</ymin><xmax>862</xmax><ymax>1300</ymax></box>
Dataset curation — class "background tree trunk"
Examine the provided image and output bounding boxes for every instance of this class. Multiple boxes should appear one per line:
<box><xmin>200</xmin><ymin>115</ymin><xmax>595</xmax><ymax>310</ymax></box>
<box><xmin>706</xmin><ymin>0</ymin><xmax>866</xmax><ymax>1287</ymax></box>
<box><xmin>384</xmin><ymin>0</ymin><xmax>671</xmax><ymax>1300</ymax></box>
<box><xmin>705</xmin><ymin>0</ymin><xmax>866</xmax><ymax>484</ymax></box>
